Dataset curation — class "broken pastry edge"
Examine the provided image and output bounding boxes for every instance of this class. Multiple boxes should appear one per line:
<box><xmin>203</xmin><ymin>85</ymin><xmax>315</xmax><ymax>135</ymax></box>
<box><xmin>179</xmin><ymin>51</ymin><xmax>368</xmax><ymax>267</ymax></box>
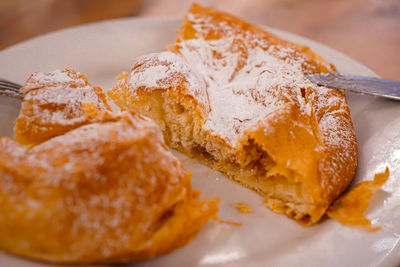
<box><xmin>109</xmin><ymin>83</ymin><xmax>339</xmax><ymax>226</ymax></box>
<box><xmin>326</xmin><ymin>167</ymin><xmax>390</xmax><ymax>232</ymax></box>
<box><xmin>241</xmin><ymin>111</ymin><xmax>327</xmax><ymax>225</ymax></box>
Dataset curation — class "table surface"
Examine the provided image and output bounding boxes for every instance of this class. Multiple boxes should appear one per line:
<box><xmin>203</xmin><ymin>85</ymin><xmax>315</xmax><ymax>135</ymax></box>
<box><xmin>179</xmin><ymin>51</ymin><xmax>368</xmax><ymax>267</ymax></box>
<box><xmin>0</xmin><ymin>0</ymin><xmax>399</xmax><ymax>80</ymax></box>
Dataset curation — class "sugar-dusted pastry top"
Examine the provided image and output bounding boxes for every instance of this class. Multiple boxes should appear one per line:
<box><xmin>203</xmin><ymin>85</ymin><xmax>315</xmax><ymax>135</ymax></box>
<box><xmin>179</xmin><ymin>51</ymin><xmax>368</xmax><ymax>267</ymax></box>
<box><xmin>123</xmin><ymin>4</ymin><xmax>356</xmax><ymax>195</ymax></box>
<box><xmin>14</xmin><ymin>68</ymin><xmax>111</xmax><ymax>146</ymax></box>
<box><xmin>127</xmin><ymin>52</ymin><xmax>209</xmax><ymax>111</ymax></box>
<box><xmin>174</xmin><ymin>22</ymin><xmax>316</xmax><ymax>145</ymax></box>
<box><xmin>124</xmin><ymin>8</ymin><xmax>341</xmax><ymax>147</ymax></box>
<box><xmin>0</xmin><ymin>111</ymin><xmax>218</xmax><ymax>263</ymax></box>
<box><xmin>109</xmin><ymin>4</ymin><xmax>357</xmax><ymax>225</ymax></box>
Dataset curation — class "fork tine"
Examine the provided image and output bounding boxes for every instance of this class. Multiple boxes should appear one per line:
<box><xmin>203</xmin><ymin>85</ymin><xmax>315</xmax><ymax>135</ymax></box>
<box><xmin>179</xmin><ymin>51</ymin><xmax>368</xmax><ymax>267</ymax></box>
<box><xmin>0</xmin><ymin>79</ymin><xmax>24</xmax><ymax>99</ymax></box>
<box><xmin>0</xmin><ymin>80</ymin><xmax>22</xmax><ymax>91</ymax></box>
<box><xmin>0</xmin><ymin>82</ymin><xmax>21</xmax><ymax>90</ymax></box>
<box><xmin>0</xmin><ymin>85</ymin><xmax>21</xmax><ymax>93</ymax></box>
<box><xmin>0</xmin><ymin>89</ymin><xmax>24</xmax><ymax>99</ymax></box>
<box><xmin>0</xmin><ymin>83</ymin><xmax>19</xmax><ymax>93</ymax></box>
<box><xmin>0</xmin><ymin>79</ymin><xmax>22</xmax><ymax>85</ymax></box>
<box><xmin>0</xmin><ymin>88</ymin><xmax>21</xmax><ymax>96</ymax></box>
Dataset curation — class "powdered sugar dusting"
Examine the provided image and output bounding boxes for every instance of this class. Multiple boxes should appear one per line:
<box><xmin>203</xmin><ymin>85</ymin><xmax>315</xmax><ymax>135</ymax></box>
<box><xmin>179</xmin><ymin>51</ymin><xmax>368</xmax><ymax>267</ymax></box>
<box><xmin>174</xmin><ymin>12</ymin><xmax>319</xmax><ymax>145</ymax></box>
<box><xmin>121</xmin><ymin>8</ymin><xmax>355</xmax><ymax>190</ymax></box>
<box><xmin>176</xmin><ymin>9</ymin><xmax>355</xmax><ymax>193</ymax></box>
<box><xmin>125</xmin><ymin>15</ymin><xmax>321</xmax><ymax>146</ymax></box>
<box><xmin>19</xmin><ymin>69</ymin><xmax>109</xmax><ymax>126</ymax></box>
<box><xmin>0</xmin><ymin>112</ymin><xmax>217</xmax><ymax>258</ymax></box>
<box><xmin>308</xmin><ymin>86</ymin><xmax>357</xmax><ymax>190</ymax></box>
<box><xmin>128</xmin><ymin>52</ymin><xmax>208</xmax><ymax>109</ymax></box>
<box><xmin>22</xmin><ymin>69</ymin><xmax>86</xmax><ymax>92</ymax></box>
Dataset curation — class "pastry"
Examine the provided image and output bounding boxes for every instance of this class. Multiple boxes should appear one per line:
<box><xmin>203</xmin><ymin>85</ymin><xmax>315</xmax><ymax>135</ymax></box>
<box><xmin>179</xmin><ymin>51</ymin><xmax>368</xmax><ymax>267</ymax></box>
<box><xmin>14</xmin><ymin>68</ymin><xmax>111</xmax><ymax>147</ymax></box>
<box><xmin>2</xmin><ymin>68</ymin><xmax>218</xmax><ymax>263</ymax></box>
<box><xmin>326</xmin><ymin>167</ymin><xmax>389</xmax><ymax>231</ymax></box>
<box><xmin>0</xmin><ymin>111</ymin><xmax>218</xmax><ymax>263</ymax></box>
<box><xmin>108</xmin><ymin>4</ymin><xmax>357</xmax><ymax>225</ymax></box>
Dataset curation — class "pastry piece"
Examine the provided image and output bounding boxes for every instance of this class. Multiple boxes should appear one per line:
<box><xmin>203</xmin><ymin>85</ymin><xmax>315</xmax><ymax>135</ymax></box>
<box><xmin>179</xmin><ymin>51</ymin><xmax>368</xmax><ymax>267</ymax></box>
<box><xmin>327</xmin><ymin>167</ymin><xmax>389</xmax><ymax>231</ymax></box>
<box><xmin>14</xmin><ymin>68</ymin><xmax>111</xmax><ymax>147</ymax></box>
<box><xmin>0</xmin><ymin>111</ymin><xmax>218</xmax><ymax>263</ymax></box>
<box><xmin>233</xmin><ymin>203</ymin><xmax>253</xmax><ymax>214</ymax></box>
<box><xmin>109</xmin><ymin>4</ymin><xmax>357</xmax><ymax>225</ymax></box>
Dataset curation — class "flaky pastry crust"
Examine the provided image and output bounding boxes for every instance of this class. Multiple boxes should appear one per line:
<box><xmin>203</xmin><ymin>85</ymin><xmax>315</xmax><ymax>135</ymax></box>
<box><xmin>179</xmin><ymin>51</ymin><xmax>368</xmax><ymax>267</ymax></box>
<box><xmin>14</xmin><ymin>68</ymin><xmax>111</xmax><ymax>147</ymax></box>
<box><xmin>109</xmin><ymin>4</ymin><xmax>357</xmax><ymax>225</ymax></box>
<box><xmin>1</xmin><ymin>69</ymin><xmax>218</xmax><ymax>263</ymax></box>
<box><xmin>0</xmin><ymin>111</ymin><xmax>218</xmax><ymax>263</ymax></box>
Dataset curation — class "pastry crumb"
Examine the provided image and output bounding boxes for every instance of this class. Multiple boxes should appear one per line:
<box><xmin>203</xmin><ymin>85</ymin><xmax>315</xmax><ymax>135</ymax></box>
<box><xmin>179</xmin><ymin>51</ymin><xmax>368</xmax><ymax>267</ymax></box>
<box><xmin>326</xmin><ymin>167</ymin><xmax>390</xmax><ymax>231</ymax></box>
<box><xmin>233</xmin><ymin>203</ymin><xmax>253</xmax><ymax>213</ymax></box>
<box><xmin>213</xmin><ymin>216</ymin><xmax>242</xmax><ymax>226</ymax></box>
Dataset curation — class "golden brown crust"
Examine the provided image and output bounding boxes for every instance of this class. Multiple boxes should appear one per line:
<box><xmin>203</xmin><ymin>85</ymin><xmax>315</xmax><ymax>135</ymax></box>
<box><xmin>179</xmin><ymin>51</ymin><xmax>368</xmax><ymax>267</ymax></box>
<box><xmin>307</xmin><ymin>88</ymin><xmax>358</xmax><ymax>203</ymax></box>
<box><xmin>108</xmin><ymin>4</ymin><xmax>357</xmax><ymax>225</ymax></box>
<box><xmin>14</xmin><ymin>68</ymin><xmax>111</xmax><ymax>147</ymax></box>
<box><xmin>174</xmin><ymin>3</ymin><xmax>336</xmax><ymax>74</ymax></box>
<box><xmin>0</xmin><ymin>111</ymin><xmax>218</xmax><ymax>263</ymax></box>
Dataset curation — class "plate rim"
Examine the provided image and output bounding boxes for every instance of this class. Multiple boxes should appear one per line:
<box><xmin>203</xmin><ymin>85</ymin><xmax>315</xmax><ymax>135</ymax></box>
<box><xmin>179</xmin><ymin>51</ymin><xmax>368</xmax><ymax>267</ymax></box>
<box><xmin>0</xmin><ymin>16</ymin><xmax>377</xmax><ymax>77</ymax></box>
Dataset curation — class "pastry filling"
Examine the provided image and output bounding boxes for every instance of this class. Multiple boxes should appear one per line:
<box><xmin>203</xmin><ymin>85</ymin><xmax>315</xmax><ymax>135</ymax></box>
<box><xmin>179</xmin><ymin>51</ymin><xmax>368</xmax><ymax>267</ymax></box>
<box><xmin>113</xmin><ymin>90</ymin><xmax>314</xmax><ymax>224</ymax></box>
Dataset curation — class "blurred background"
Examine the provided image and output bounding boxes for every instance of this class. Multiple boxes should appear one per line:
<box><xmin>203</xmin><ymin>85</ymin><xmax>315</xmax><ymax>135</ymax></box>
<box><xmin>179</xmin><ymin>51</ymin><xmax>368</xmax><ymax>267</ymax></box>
<box><xmin>0</xmin><ymin>0</ymin><xmax>399</xmax><ymax>79</ymax></box>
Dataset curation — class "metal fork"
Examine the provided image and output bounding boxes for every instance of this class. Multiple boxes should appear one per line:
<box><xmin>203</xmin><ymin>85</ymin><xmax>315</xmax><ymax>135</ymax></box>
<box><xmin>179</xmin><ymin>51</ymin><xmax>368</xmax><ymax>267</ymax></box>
<box><xmin>0</xmin><ymin>79</ymin><xmax>23</xmax><ymax>99</ymax></box>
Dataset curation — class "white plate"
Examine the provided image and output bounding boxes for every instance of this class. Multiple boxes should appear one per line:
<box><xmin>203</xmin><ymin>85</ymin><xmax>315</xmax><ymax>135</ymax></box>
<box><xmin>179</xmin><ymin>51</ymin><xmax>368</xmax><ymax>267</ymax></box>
<box><xmin>0</xmin><ymin>18</ymin><xmax>399</xmax><ymax>267</ymax></box>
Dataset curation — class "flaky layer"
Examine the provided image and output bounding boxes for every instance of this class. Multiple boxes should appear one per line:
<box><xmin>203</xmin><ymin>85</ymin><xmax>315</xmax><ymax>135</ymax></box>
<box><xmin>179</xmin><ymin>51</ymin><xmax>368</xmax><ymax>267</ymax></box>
<box><xmin>0</xmin><ymin>112</ymin><xmax>218</xmax><ymax>263</ymax></box>
<box><xmin>14</xmin><ymin>68</ymin><xmax>111</xmax><ymax>147</ymax></box>
<box><xmin>109</xmin><ymin>4</ymin><xmax>357</xmax><ymax>225</ymax></box>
